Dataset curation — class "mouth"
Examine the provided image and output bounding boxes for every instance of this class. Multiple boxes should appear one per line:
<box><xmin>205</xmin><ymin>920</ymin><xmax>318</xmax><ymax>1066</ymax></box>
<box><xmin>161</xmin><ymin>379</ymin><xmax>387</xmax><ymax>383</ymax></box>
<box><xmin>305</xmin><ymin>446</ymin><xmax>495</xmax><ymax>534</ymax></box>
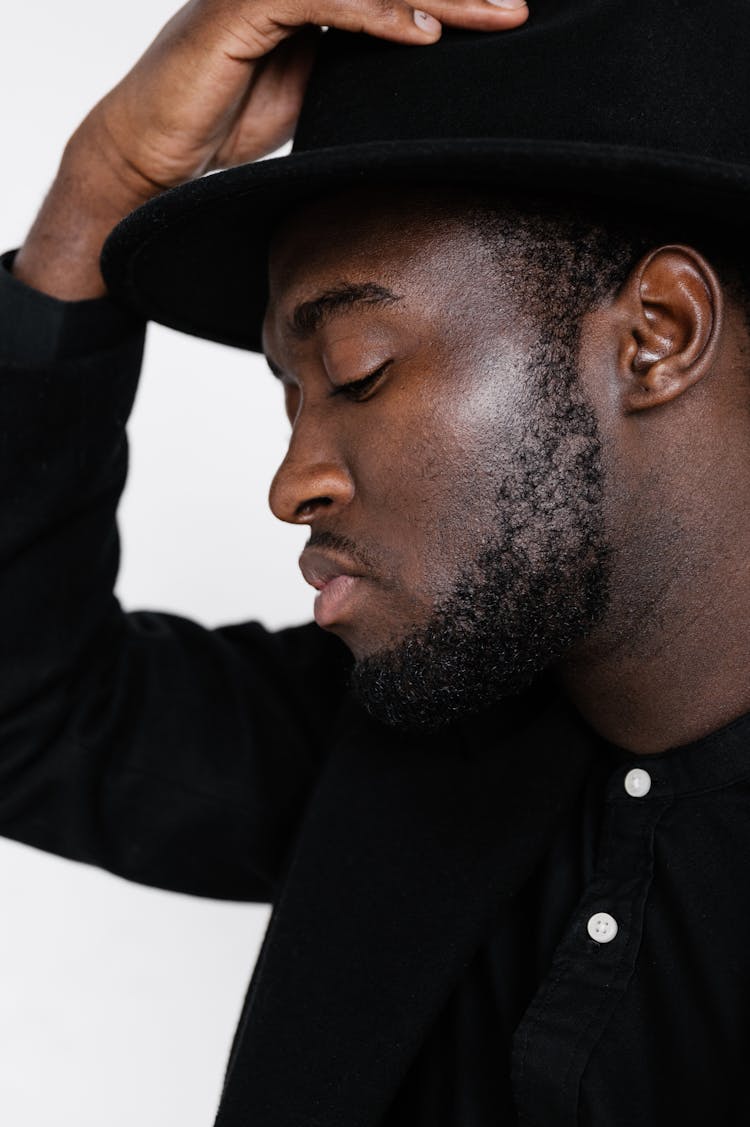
<box><xmin>299</xmin><ymin>547</ymin><xmax>370</xmax><ymax>628</ymax></box>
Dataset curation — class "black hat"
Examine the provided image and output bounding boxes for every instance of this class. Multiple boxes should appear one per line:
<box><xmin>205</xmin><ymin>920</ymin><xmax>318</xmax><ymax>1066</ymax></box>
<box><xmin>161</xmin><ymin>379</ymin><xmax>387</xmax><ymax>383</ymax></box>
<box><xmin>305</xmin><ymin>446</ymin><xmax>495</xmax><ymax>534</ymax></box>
<box><xmin>101</xmin><ymin>0</ymin><xmax>750</xmax><ymax>353</ymax></box>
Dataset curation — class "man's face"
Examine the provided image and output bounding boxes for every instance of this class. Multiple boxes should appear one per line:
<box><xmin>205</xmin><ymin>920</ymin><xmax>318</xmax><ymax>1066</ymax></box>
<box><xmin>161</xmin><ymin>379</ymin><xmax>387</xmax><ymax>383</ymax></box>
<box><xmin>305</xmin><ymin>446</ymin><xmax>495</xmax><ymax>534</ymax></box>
<box><xmin>262</xmin><ymin>186</ymin><xmax>611</xmax><ymax>729</ymax></box>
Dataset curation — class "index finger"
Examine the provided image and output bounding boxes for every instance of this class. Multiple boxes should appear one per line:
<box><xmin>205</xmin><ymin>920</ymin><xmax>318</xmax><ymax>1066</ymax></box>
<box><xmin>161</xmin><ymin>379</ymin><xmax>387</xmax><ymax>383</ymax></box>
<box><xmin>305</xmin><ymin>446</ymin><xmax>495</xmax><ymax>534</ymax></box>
<box><xmin>413</xmin><ymin>0</ymin><xmax>529</xmax><ymax>33</ymax></box>
<box><xmin>260</xmin><ymin>0</ymin><xmax>529</xmax><ymax>49</ymax></box>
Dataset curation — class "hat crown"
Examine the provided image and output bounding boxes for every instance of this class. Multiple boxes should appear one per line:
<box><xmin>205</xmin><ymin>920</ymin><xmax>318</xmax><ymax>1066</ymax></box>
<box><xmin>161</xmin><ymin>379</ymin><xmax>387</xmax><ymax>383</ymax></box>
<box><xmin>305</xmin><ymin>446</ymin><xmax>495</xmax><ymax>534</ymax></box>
<box><xmin>294</xmin><ymin>0</ymin><xmax>750</xmax><ymax>166</ymax></box>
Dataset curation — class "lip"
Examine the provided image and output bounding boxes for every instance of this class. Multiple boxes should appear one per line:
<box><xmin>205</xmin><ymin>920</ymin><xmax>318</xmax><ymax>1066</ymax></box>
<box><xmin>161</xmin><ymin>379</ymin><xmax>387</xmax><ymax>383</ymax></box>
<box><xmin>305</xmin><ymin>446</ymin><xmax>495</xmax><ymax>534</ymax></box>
<box><xmin>299</xmin><ymin>548</ymin><xmax>370</xmax><ymax>628</ymax></box>
<box><xmin>314</xmin><ymin>574</ymin><xmax>366</xmax><ymax>627</ymax></box>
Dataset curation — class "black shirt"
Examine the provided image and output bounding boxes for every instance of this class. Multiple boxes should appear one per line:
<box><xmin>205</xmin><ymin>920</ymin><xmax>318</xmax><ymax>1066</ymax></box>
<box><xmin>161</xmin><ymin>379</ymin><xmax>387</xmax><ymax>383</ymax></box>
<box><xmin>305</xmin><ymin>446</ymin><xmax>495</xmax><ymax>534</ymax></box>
<box><xmin>387</xmin><ymin>710</ymin><xmax>750</xmax><ymax>1125</ymax></box>
<box><xmin>3</xmin><ymin>252</ymin><xmax>750</xmax><ymax>1125</ymax></box>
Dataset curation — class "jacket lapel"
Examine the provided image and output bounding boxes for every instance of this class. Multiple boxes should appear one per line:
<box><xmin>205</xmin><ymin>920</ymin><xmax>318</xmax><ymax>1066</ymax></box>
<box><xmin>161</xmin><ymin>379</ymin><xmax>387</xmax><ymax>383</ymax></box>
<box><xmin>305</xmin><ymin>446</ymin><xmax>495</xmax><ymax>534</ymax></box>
<box><xmin>216</xmin><ymin>677</ymin><xmax>597</xmax><ymax>1127</ymax></box>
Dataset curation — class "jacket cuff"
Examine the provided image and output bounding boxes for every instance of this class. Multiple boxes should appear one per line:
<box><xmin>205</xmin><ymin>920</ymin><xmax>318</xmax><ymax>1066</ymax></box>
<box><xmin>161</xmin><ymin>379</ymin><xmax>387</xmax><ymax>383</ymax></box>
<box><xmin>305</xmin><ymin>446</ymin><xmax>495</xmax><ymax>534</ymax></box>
<box><xmin>0</xmin><ymin>248</ymin><xmax>145</xmax><ymax>367</ymax></box>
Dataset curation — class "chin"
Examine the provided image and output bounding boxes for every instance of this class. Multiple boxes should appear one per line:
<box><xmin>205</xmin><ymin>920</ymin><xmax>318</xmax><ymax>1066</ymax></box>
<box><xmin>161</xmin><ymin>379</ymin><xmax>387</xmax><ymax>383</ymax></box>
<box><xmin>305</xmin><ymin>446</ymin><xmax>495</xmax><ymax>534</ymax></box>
<box><xmin>329</xmin><ymin>606</ymin><xmax>428</xmax><ymax>666</ymax></box>
<box><xmin>333</xmin><ymin>625</ymin><xmax>397</xmax><ymax>665</ymax></box>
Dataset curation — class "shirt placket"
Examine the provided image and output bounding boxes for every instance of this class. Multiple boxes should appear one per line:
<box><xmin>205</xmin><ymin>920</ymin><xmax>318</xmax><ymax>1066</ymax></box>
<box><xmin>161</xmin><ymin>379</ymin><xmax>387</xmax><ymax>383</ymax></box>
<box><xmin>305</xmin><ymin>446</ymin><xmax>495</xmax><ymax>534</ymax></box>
<box><xmin>510</xmin><ymin>763</ymin><xmax>674</xmax><ymax>1127</ymax></box>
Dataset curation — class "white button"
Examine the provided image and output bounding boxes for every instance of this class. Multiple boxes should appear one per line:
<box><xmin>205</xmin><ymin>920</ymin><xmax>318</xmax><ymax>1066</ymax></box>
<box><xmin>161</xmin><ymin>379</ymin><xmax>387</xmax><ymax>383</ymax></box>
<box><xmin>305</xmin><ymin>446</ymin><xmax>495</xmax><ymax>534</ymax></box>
<box><xmin>587</xmin><ymin>912</ymin><xmax>618</xmax><ymax>944</ymax></box>
<box><xmin>624</xmin><ymin>767</ymin><xmax>651</xmax><ymax>798</ymax></box>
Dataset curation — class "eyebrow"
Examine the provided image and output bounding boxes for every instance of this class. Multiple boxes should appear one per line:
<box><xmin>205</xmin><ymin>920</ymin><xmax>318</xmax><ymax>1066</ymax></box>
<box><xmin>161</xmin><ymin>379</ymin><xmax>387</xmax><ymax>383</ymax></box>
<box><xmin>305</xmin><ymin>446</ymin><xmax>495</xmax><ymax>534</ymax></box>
<box><xmin>290</xmin><ymin>281</ymin><xmax>403</xmax><ymax>338</ymax></box>
<box><xmin>265</xmin><ymin>281</ymin><xmax>403</xmax><ymax>377</ymax></box>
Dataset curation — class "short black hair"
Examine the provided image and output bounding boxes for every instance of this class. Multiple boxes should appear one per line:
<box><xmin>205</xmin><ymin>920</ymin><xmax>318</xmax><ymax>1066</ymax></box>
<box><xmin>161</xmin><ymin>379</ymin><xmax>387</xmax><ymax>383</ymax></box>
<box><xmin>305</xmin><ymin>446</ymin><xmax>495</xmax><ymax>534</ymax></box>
<box><xmin>453</xmin><ymin>187</ymin><xmax>750</xmax><ymax>342</ymax></box>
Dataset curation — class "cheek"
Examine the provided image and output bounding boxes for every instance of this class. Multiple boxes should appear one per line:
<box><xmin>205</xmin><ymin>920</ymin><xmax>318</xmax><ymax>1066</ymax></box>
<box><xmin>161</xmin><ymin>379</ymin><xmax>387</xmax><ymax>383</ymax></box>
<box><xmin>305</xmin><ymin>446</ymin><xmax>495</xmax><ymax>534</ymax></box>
<box><xmin>349</xmin><ymin>387</ymin><xmax>520</xmax><ymax>597</ymax></box>
<box><xmin>410</xmin><ymin>359</ymin><xmax>527</xmax><ymax>514</ymax></box>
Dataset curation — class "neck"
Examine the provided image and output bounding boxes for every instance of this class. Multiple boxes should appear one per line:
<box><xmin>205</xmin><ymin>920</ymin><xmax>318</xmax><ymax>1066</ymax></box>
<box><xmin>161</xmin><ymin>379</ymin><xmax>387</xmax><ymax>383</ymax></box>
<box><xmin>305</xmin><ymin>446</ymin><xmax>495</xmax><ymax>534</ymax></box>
<box><xmin>557</xmin><ymin>523</ymin><xmax>750</xmax><ymax>755</ymax></box>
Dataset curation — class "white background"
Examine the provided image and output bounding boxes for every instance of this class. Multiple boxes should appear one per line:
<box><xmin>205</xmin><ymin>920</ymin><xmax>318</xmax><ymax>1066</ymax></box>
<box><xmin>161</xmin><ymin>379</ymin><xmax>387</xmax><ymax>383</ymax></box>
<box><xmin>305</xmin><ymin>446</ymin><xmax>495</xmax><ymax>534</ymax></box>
<box><xmin>1</xmin><ymin>2</ymin><xmax>314</xmax><ymax>1122</ymax></box>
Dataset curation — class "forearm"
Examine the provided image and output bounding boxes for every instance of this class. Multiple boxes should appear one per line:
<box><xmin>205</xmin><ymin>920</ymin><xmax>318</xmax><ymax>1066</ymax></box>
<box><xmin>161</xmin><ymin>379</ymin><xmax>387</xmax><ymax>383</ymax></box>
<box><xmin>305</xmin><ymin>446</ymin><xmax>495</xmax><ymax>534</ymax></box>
<box><xmin>0</xmin><ymin>264</ymin><xmax>145</xmax><ymax>688</ymax></box>
<box><xmin>0</xmin><ymin>338</ymin><xmax>344</xmax><ymax>902</ymax></box>
<box><xmin>0</xmin><ymin>258</ymin><xmax>349</xmax><ymax>902</ymax></box>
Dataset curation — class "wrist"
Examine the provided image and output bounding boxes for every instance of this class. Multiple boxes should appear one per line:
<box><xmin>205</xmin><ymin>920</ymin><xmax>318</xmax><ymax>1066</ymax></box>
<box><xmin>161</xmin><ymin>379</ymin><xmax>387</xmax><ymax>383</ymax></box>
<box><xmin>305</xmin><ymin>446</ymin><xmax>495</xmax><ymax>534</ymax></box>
<box><xmin>13</xmin><ymin>114</ymin><xmax>162</xmax><ymax>302</ymax></box>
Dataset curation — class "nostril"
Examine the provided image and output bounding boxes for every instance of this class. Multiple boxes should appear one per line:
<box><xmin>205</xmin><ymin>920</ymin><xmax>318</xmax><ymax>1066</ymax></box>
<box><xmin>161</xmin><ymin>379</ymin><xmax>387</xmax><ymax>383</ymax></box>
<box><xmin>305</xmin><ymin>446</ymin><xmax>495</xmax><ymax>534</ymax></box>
<box><xmin>295</xmin><ymin>496</ymin><xmax>333</xmax><ymax>521</ymax></box>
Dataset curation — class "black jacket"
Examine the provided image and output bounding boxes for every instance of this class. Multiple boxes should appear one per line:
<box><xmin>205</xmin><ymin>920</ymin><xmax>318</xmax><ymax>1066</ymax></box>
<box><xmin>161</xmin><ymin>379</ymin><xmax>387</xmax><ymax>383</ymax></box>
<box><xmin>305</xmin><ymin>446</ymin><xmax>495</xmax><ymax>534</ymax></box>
<box><xmin>0</xmin><ymin>253</ymin><xmax>595</xmax><ymax>1125</ymax></box>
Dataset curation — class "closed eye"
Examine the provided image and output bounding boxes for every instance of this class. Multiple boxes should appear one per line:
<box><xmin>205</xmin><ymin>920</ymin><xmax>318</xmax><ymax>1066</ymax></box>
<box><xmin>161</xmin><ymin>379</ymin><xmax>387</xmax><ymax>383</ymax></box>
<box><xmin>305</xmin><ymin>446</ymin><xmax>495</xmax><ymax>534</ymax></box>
<box><xmin>329</xmin><ymin>361</ymin><xmax>392</xmax><ymax>402</ymax></box>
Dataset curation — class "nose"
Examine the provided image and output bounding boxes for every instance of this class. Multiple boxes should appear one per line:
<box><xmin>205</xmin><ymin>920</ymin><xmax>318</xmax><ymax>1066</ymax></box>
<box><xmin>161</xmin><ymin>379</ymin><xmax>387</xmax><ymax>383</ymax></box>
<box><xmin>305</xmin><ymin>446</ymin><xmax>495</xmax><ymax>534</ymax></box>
<box><xmin>269</xmin><ymin>427</ymin><xmax>355</xmax><ymax>525</ymax></box>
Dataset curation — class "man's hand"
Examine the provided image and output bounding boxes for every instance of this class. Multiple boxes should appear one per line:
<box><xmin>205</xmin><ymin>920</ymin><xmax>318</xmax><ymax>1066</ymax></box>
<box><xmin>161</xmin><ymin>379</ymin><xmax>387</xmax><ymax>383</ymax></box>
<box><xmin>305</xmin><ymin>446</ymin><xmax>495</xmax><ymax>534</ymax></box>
<box><xmin>12</xmin><ymin>0</ymin><xmax>528</xmax><ymax>301</ymax></box>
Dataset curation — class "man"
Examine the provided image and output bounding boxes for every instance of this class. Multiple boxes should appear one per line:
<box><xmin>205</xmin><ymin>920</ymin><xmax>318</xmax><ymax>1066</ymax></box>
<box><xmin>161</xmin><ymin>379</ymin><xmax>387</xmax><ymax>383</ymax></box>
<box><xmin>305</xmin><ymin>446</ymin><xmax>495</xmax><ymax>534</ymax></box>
<box><xmin>3</xmin><ymin>0</ymin><xmax>750</xmax><ymax>1124</ymax></box>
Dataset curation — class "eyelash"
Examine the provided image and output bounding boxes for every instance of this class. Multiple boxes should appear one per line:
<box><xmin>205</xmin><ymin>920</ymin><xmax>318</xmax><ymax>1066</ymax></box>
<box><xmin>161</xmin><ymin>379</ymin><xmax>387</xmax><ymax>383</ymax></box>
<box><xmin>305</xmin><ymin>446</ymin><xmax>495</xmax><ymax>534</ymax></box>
<box><xmin>329</xmin><ymin>361</ymin><xmax>392</xmax><ymax>402</ymax></box>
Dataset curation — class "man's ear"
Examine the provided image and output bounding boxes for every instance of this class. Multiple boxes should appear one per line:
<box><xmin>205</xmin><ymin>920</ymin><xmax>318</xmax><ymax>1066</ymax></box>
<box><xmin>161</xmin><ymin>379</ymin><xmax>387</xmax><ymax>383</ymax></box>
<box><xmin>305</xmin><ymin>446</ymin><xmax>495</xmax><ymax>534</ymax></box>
<box><xmin>616</xmin><ymin>244</ymin><xmax>724</xmax><ymax>413</ymax></box>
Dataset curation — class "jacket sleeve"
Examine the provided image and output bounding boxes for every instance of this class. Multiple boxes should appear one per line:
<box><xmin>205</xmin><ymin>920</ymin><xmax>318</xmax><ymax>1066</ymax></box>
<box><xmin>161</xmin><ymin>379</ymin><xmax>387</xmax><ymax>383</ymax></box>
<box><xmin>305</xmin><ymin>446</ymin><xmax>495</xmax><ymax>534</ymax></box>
<box><xmin>0</xmin><ymin>250</ymin><xmax>352</xmax><ymax>904</ymax></box>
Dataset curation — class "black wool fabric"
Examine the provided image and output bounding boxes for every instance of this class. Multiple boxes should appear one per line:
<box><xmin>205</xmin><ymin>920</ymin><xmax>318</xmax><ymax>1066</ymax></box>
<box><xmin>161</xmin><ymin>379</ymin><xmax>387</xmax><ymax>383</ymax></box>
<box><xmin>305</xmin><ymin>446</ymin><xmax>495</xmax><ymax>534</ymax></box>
<box><xmin>3</xmin><ymin>253</ymin><xmax>750</xmax><ymax>1124</ymax></box>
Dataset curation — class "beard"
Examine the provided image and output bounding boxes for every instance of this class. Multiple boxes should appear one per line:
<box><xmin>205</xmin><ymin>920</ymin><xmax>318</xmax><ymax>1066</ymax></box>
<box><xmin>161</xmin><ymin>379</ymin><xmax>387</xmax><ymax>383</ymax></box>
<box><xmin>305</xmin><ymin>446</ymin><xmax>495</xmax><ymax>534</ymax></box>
<box><xmin>349</xmin><ymin>328</ymin><xmax>613</xmax><ymax>733</ymax></box>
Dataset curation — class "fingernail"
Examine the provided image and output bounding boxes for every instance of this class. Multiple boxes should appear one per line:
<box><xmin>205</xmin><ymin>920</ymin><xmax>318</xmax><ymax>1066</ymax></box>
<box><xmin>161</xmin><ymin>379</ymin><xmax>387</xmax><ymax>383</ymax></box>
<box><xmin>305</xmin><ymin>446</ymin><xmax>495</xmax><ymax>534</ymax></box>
<box><xmin>413</xmin><ymin>9</ymin><xmax>442</xmax><ymax>34</ymax></box>
<box><xmin>485</xmin><ymin>0</ymin><xmax>527</xmax><ymax>8</ymax></box>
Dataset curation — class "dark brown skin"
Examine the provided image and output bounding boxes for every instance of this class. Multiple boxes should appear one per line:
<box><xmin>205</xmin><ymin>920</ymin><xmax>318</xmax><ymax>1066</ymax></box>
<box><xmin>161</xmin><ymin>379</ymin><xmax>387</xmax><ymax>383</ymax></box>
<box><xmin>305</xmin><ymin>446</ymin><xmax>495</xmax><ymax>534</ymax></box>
<box><xmin>264</xmin><ymin>193</ymin><xmax>520</xmax><ymax>659</ymax></box>
<box><xmin>565</xmin><ymin>244</ymin><xmax>750</xmax><ymax>752</ymax></box>
<box><xmin>16</xmin><ymin>0</ymin><xmax>750</xmax><ymax>755</ymax></box>
<box><xmin>264</xmin><ymin>188</ymin><xmax>750</xmax><ymax>754</ymax></box>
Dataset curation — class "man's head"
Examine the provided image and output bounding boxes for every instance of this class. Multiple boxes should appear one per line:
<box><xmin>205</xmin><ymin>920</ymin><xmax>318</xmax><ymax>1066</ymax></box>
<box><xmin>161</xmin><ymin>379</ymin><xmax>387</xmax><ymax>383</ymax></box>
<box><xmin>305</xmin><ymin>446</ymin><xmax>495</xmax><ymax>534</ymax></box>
<box><xmin>261</xmin><ymin>183</ymin><xmax>750</xmax><ymax>731</ymax></box>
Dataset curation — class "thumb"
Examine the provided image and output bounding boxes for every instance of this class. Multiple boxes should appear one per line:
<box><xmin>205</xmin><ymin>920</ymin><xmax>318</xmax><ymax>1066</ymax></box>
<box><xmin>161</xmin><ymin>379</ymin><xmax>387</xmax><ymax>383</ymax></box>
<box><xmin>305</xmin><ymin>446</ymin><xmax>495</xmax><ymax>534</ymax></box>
<box><xmin>212</xmin><ymin>24</ymin><xmax>323</xmax><ymax>168</ymax></box>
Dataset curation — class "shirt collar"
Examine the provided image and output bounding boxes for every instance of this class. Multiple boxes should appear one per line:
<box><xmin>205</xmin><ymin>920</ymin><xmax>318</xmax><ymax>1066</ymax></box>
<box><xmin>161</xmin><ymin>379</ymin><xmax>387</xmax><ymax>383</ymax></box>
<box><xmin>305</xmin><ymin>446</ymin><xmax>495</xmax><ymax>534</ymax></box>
<box><xmin>591</xmin><ymin>705</ymin><xmax>750</xmax><ymax>802</ymax></box>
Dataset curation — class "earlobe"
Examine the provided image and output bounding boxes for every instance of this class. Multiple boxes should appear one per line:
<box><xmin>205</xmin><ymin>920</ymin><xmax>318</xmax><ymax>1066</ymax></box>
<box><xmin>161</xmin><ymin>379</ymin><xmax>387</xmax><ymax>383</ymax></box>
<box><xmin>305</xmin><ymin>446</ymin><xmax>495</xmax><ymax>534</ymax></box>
<box><xmin>619</xmin><ymin>245</ymin><xmax>723</xmax><ymax>414</ymax></box>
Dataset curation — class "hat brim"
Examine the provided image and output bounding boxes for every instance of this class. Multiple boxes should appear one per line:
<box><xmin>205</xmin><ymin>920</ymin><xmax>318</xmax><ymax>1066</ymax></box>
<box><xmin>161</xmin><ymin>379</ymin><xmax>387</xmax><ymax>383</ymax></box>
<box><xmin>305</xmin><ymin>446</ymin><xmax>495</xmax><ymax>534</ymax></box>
<box><xmin>101</xmin><ymin>138</ymin><xmax>750</xmax><ymax>352</ymax></box>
